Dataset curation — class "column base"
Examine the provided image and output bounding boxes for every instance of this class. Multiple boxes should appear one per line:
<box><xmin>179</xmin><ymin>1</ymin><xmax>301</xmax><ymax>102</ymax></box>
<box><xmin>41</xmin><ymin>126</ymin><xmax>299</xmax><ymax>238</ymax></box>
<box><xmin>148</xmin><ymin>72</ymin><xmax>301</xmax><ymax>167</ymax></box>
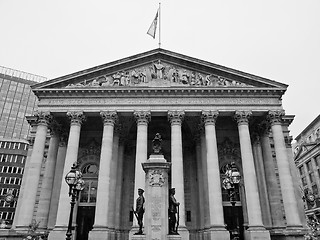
<box><xmin>48</xmin><ymin>228</ymin><xmax>68</xmax><ymax>240</ymax></box>
<box><xmin>167</xmin><ymin>234</ymin><xmax>182</xmax><ymax>240</ymax></box>
<box><xmin>204</xmin><ymin>226</ymin><xmax>229</xmax><ymax>240</ymax></box>
<box><xmin>129</xmin><ymin>226</ymin><xmax>146</xmax><ymax>240</ymax></box>
<box><xmin>89</xmin><ymin>228</ymin><xmax>116</xmax><ymax>240</ymax></box>
<box><xmin>176</xmin><ymin>226</ymin><xmax>189</xmax><ymax>240</ymax></box>
<box><xmin>245</xmin><ymin>228</ymin><xmax>270</xmax><ymax>240</ymax></box>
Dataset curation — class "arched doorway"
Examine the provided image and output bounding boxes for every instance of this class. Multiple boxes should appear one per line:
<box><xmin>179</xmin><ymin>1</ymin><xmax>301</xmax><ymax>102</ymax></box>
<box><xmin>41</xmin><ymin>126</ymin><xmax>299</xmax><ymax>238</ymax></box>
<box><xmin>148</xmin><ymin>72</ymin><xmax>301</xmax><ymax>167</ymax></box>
<box><xmin>76</xmin><ymin>157</ymin><xmax>99</xmax><ymax>240</ymax></box>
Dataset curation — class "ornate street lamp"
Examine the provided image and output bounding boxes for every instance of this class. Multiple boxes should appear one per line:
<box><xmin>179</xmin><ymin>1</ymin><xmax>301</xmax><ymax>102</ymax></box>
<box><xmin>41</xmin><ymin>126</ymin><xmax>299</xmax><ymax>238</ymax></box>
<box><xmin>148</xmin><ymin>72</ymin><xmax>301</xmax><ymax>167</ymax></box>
<box><xmin>65</xmin><ymin>163</ymin><xmax>85</xmax><ymax>240</ymax></box>
<box><xmin>222</xmin><ymin>162</ymin><xmax>241</xmax><ymax>240</ymax></box>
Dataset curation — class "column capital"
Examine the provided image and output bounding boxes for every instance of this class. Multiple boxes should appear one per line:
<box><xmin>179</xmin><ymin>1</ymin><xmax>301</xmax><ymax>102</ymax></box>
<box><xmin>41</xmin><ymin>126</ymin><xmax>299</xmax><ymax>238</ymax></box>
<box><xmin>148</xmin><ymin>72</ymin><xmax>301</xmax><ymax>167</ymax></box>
<box><xmin>267</xmin><ymin>110</ymin><xmax>285</xmax><ymax>126</ymax></box>
<box><xmin>234</xmin><ymin>110</ymin><xmax>252</xmax><ymax>125</ymax></box>
<box><xmin>34</xmin><ymin>111</ymin><xmax>52</xmax><ymax>126</ymax></box>
<box><xmin>168</xmin><ymin>110</ymin><xmax>185</xmax><ymax>125</ymax></box>
<box><xmin>201</xmin><ymin>110</ymin><xmax>219</xmax><ymax>125</ymax></box>
<box><xmin>133</xmin><ymin>110</ymin><xmax>151</xmax><ymax>125</ymax></box>
<box><xmin>67</xmin><ymin>111</ymin><xmax>86</xmax><ymax>125</ymax></box>
<box><xmin>100</xmin><ymin>111</ymin><xmax>118</xmax><ymax>126</ymax></box>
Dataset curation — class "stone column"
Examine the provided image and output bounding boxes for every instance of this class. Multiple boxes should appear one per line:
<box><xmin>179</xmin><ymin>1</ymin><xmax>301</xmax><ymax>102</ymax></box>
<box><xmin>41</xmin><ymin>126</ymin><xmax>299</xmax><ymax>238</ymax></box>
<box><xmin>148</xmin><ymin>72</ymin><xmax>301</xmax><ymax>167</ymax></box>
<box><xmin>168</xmin><ymin>110</ymin><xmax>189</xmax><ymax>239</ymax></box>
<box><xmin>47</xmin><ymin>134</ymin><xmax>68</xmax><ymax>230</ymax></box>
<box><xmin>115</xmin><ymin>136</ymin><xmax>125</xmax><ymax>239</ymax></box>
<box><xmin>15</xmin><ymin>111</ymin><xmax>52</xmax><ymax>229</ymax></box>
<box><xmin>49</xmin><ymin>111</ymin><xmax>85</xmax><ymax>240</ymax></box>
<box><xmin>194</xmin><ymin>132</ymin><xmax>204</xmax><ymax>232</ymax></box>
<box><xmin>89</xmin><ymin>111</ymin><xmax>117</xmax><ymax>240</ymax></box>
<box><xmin>131</xmin><ymin>110</ymin><xmax>150</xmax><ymax>230</ymax></box>
<box><xmin>267</xmin><ymin>110</ymin><xmax>302</xmax><ymax>229</ymax></box>
<box><xmin>259</xmin><ymin>124</ymin><xmax>285</xmax><ymax>229</ymax></box>
<box><xmin>108</xmin><ymin>125</ymin><xmax>120</xmax><ymax>240</ymax></box>
<box><xmin>200</xmin><ymin>128</ymin><xmax>209</xmax><ymax>230</ymax></box>
<box><xmin>201</xmin><ymin>111</ymin><xmax>229</xmax><ymax>239</ymax></box>
<box><xmin>37</xmin><ymin>121</ymin><xmax>61</xmax><ymax>229</ymax></box>
<box><xmin>234</xmin><ymin>111</ymin><xmax>270</xmax><ymax>240</ymax></box>
<box><xmin>251</xmin><ymin>133</ymin><xmax>272</xmax><ymax>229</ymax></box>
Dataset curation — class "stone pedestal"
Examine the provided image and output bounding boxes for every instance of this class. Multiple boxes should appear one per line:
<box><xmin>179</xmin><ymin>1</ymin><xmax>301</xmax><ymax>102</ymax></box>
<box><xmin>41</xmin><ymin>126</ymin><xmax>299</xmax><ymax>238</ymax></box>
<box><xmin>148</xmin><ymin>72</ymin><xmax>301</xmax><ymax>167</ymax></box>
<box><xmin>142</xmin><ymin>154</ymin><xmax>171</xmax><ymax>240</ymax></box>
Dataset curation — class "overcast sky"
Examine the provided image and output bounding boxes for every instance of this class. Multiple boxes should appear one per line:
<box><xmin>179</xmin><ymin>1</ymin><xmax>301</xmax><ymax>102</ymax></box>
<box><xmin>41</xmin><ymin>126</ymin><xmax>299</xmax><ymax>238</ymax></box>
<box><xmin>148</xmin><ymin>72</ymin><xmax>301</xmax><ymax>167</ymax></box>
<box><xmin>0</xmin><ymin>0</ymin><xmax>319</xmax><ymax>140</ymax></box>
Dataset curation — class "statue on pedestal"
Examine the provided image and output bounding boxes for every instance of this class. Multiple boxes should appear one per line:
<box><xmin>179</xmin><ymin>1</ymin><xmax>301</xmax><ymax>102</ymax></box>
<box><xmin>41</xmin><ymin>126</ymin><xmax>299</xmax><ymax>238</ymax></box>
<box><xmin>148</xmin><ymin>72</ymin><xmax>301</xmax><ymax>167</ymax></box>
<box><xmin>152</xmin><ymin>133</ymin><xmax>162</xmax><ymax>154</ymax></box>
<box><xmin>134</xmin><ymin>188</ymin><xmax>145</xmax><ymax>235</ymax></box>
<box><xmin>169</xmin><ymin>188</ymin><xmax>180</xmax><ymax>235</ymax></box>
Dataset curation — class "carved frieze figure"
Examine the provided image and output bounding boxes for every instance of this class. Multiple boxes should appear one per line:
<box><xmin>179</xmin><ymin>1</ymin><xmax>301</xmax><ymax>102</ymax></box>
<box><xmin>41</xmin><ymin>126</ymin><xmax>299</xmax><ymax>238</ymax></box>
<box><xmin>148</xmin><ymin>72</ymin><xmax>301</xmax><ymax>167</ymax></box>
<box><xmin>153</xmin><ymin>60</ymin><xmax>165</xmax><ymax>79</ymax></box>
<box><xmin>169</xmin><ymin>188</ymin><xmax>180</xmax><ymax>235</ymax></box>
<box><xmin>112</xmin><ymin>72</ymin><xmax>121</xmax><ymax>86</ymax></box>
<box><xmin>180</xmin><ymin>70</ymin><xmax>189</xmax><ymax>84</ymax></box>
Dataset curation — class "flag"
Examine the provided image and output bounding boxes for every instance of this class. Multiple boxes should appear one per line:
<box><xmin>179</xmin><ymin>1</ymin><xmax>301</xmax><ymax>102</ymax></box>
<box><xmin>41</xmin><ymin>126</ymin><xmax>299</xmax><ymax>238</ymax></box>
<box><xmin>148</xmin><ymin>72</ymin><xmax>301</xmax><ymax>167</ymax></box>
<box><xmin>147</xmin><ymin>10</ymin><xmax>159</xmax><ymax>39</ymax></box>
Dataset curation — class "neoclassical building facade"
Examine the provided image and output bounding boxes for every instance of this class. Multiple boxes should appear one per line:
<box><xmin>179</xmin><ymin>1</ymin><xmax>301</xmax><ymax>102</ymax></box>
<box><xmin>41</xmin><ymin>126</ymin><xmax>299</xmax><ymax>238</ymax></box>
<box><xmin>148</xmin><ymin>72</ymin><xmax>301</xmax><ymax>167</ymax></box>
<box><xmin>8</xmin><ymin>49</ymin><xmax>306</xmax><ymax>240</ymax></box>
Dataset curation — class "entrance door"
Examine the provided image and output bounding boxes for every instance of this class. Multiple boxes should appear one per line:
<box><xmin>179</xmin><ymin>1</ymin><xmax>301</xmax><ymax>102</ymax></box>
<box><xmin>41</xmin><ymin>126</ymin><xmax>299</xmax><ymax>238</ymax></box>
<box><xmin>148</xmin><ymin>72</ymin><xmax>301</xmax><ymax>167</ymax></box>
<box><xmin>76</xmin><ymin>206</ymin><xmax>95</xmax><ymax>240</ymax></box>
<box><xmin>223</xmin><ymin>205</ymin><xmax>244</xmax><ymax>240</ymax></box>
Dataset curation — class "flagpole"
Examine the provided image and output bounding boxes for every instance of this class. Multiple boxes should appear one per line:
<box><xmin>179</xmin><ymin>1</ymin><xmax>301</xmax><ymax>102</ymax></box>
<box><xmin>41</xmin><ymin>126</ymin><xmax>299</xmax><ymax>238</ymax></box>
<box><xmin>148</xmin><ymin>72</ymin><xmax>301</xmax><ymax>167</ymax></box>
<box><xmin>158</xmin><ymin>2</ymin><xmax>161</xmax><ymax>48</ymax></box>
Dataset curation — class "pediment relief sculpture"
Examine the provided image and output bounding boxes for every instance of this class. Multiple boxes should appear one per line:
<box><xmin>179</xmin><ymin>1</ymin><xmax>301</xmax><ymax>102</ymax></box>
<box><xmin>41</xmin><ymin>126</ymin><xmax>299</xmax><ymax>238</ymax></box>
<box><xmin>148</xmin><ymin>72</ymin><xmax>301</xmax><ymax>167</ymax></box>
<box><xmin>65</xmin><ymin>60</ymin><xmax>254</xmax><ymax>88</ymax></box>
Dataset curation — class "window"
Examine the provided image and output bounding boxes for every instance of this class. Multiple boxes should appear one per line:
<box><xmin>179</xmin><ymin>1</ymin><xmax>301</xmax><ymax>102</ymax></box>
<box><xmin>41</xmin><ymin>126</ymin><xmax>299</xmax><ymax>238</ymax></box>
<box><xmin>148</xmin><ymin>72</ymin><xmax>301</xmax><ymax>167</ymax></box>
<box><xmin>306</xmin><ymin>161</ymin><xmax>313</xmax><ymax>172</ymax></box>
<box><xmin>316</xmin><ymin>155</ymin><xmax>320</xmax><ymax>167</ymax></box>
<box><xmin>302</xmin><ymin>177</ymin><xmax>307</xmax><ymax>186</ymax></box>
<box><xmin>299</xmin><ymin>166</ymin><xmax>305</xmax><ymax>176</ymax></box>
<box><xmin>80</xmin><ymin>180</ymin><xmax>98</xmax><ymax>203</ymax></box>
<box><xmin>312</xmin><ymin>185</ymin><xmax>318</xmax><ymax>195</ymax></box>
<box><xmin>309</xmin><ymin>173</ymin><xmax>315</xmax><ymax>183</ymax></box>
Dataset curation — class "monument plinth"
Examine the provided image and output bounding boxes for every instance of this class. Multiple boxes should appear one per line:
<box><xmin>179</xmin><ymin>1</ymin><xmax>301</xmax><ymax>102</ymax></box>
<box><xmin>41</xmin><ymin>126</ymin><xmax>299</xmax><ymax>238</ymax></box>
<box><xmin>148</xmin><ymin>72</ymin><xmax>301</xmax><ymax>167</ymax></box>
<box><xmin>142</xmin><ymin>154</ymin><xmax>171</xmax><ymax>240</ymax></box>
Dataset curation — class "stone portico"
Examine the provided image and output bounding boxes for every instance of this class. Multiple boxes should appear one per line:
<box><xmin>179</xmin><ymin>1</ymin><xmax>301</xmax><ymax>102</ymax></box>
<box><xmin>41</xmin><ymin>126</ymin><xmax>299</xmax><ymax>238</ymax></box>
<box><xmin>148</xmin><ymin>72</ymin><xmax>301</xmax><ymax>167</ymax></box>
<box><xmin>8</xmin><ymin>49</ymin><xmax>306</xmax><ymax>240</ymax></box>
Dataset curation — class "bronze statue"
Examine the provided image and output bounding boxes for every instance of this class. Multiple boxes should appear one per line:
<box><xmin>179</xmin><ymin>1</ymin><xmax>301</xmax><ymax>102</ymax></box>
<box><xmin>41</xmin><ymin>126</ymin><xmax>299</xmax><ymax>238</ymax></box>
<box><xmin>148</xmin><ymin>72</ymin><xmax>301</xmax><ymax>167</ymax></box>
<box><xmin>134</xmin><ymin>188</ymin><xmax>145</xmax><ymax>235</ymax></box>
<box><xmin>152</xmin><ymin>133</ymin><xmax>162</xmax><ymax>154</ymax></box>
<box><xmin>169</xmin><ymin>188</ymin><xmax>180</xmax><ymax>234</ymax></box>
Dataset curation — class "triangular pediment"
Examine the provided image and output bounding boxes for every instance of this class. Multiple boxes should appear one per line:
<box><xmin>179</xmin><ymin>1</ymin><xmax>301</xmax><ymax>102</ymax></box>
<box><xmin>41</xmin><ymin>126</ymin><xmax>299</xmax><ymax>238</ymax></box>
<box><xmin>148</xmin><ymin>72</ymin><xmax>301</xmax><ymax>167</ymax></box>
<box><xmin>294</xmin><ymin>142</ymin><xmax>318</xmax><ymax>160</ymax></box>
<box><xmin>32</xmin><ymin>48</ymin><xmax>288</xmax><ymax>92</ymax></box>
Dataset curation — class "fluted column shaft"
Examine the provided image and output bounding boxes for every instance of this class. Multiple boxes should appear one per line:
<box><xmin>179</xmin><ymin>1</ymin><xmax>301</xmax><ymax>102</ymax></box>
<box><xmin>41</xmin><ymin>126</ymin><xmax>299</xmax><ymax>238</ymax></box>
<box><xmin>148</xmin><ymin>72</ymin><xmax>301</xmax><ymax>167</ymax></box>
<box><xmin>37</xmin><ymin>124</ymin><xmax>60</xmax><ymax>229</ymax></box>
<box><xmin>108</xmin><ymin>128</ymin><xmax>120</xmax><ymax>233</ymax></box>
<box><xmin>55</xmin><ymin>111</ymin><xmax>85</xmax><ymax>227</ymax></box>
<box><xmin>47</xmin><ymin>136</ymin><xmax>68</xmax><ymax>229</ymax></box>
<box><xmin>132</xmin><ymin>111</ymin><xmax>150</xmax><ymax>227</ymax></box>
<box><xmin>93</xmin><ymin>111</ymin><xmax>117</xmax><ymax>228</ymax></box>
<box><xmin>260</xmin><ymin>128</ymin><xmax>285</xmax><ymax>228</ymax></box>
<box><xmin>168</xmin><ymin>110</ymin><xmax>186</xmax><ymax>228</ymax></box>
<box><xmin>15</xmin><ymin>111</ymin><xmax>52</xmax><ymax>228</ymax></box>
<box><xmin>235</xmin><ymin>111</ymin><xmax>264</xmax><ymax>229</ymax></box>
<box><xmin>202</xmin><ymin>111</ymin><xmax>225</xmax><ymax>228</ymax></box>
<box><xmin>115</xmin><ymin>139</ymin><xmax>125</xmax><ymax>231</ymax></box>
<box><xmin>200</xmin><ymin>130</ymin><xmax>209</xmax><ymax>228</ymax></box>
<box><xmin>195</xmin><ymin>133</ymin><xmax>204</xmax><ymax>230</ymax></box>
<box><xmin>267</xmin><ymin>110</ymin><xmax>302</xmax><ymax>228</ymax></box>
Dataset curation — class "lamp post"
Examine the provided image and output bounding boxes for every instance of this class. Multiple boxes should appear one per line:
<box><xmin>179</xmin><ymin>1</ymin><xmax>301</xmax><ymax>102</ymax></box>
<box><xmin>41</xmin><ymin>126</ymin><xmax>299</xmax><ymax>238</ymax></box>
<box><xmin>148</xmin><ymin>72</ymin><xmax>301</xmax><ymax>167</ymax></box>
<box><xmin>222</xmin><ymin>162</ymin><xmax>241</xmax><ymax>240</ymax></box>
<box><xmin>65</xmin><ymin>163</ymin><xmax>85</xmax><ymax>240</ymax></box>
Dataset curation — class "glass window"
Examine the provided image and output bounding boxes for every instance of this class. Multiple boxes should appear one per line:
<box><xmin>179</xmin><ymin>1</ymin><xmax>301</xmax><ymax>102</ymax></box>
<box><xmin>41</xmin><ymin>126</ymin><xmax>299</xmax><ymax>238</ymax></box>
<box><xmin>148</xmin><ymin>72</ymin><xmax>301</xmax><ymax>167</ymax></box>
<box><xmin>316</xmin><ymin>155</ymin><xmax>320</xmax><ymax>167</ymax></box>
<box><xmin>9</xmin><ymin>178</ymin><xmax>14</xmax><ymax>184</ymax></box>
<box><xmin>306</xmin><ymin>161</ymin><xmax>313</xmax><ymax>172</ymax></box>
<box><xmin>312</xmin><ymin>185</ymin><xmax>318</xmax><ymax>195</ymax></box>
<box><xmin>299</xmin><ymin>166</ymin><xmax>304</xmax><ymax>176</ymax></box>
<box><xmin>302</xmin><ymin>177</ymin><xmax>307</xmax><ymax>186</ymax></box>
<box><xmin>310</xmin><ymin>173</ymin><xmax>315</xmax><ymax>183</ymax></box>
